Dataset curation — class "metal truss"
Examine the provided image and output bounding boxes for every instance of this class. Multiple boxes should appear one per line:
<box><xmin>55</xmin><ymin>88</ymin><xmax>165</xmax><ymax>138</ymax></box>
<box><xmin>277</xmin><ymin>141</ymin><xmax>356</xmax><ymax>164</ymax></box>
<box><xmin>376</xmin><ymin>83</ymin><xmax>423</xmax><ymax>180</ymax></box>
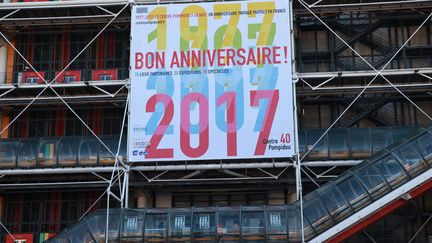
<box><xmin>0</xmin><ymin>1</ymin><xmax>431</xmax><ymax>242</ymax></box>
<box><xmin>135</xmin><ymin>166</ymin><xmax>292</xmax><ymax>183</ymax></box>
<box><xmin>296</xmin><ymin>0</ymin><xmax>432</xmax><ymax>14</ymax></box>
<box><xmin>295</xmin><ymin>0</ymin><xmax>432</xmax><ymax>240</ymax></box>
<box><xmin>0</xmin><ymin>0</ymin><xmax>130</xmax><ymax>27</ymax></box>
<box><xmin>0</xmin><ymin>81</ymin><xmax>128</xmax><ymax>106</ymax></box>
<box><xmin>0</xmin><ymin>2</ymin><xmax>131</xmax><ymax>242</ymax></box>
<box><xmin>0</xmin><ymin>0</ymin><xmax>428</xmax><ymax>190</ymax></box>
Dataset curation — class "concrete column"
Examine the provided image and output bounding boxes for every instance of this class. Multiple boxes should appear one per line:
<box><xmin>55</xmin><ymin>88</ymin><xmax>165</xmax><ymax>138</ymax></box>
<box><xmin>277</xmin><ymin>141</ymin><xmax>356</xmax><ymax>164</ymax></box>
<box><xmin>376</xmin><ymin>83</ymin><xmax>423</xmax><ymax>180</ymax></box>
<box><xmin>155</xmin><ymin>192</ymin><xmax>172</xmax><ymax>208</ymax></box>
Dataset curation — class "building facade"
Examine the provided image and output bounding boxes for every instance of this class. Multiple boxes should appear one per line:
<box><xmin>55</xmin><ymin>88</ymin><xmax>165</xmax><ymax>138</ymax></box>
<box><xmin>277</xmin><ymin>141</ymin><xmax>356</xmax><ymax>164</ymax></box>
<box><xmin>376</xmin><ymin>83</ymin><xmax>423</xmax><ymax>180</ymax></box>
<box><xmin>0</xmin><ymin>0</ymin><xmax>431</xmax><ymax>242</ymax></box>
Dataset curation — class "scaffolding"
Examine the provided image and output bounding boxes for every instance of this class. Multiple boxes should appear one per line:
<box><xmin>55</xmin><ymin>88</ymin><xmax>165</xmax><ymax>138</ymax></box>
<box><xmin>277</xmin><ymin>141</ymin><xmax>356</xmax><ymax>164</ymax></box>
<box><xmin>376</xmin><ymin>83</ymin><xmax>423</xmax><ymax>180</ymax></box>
<box><xmin>0</xmin><ymin>0</ymin><xmax>432</xmax><ymax>242</ymax></box>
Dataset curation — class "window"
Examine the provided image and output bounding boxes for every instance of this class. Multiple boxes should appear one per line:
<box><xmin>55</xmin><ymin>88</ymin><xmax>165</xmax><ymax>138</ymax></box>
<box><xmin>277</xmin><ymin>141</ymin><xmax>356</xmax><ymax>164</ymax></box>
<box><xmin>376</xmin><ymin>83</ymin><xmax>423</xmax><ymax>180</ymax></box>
<box><xmin>99</xmin><ymin>74</ymin><xmax>112</xmax><ymax>80</ymax></box>
<box><xmin>144</xmin><ymin>213</ymin><xmax>168</xmax><ymax>242</ymax></box>
<box><xmin>62</xmin><ymin>75</ymin><xmax>75</xmax><ymax>83</ymax></box>
<box><xmin>242</xmin><ymin>211</ymin><xmax>265</xmax><ymax>239</ymax></box>
<box><xmin>170</xmin><ymin>212</ymin><xmax>192</xmax><ymax>241</ymax></box>
<box><xmin>192</xmin><ymin>212</ymin><xmax>216</xmax><ymax>238</ymax></box>
<box><xmin>217</xmin><ymin>210</ymin><xmax>240</xmax><ymax>241</ymax></box>
<box><xmin>25</xmin><ymin>77</ymin><xmax>38</xmax><ymax>84</ymax></box>
<box><xmin>14</xmin><ymin>30</ymin><xmax>128</xmax><ymax>83</ymax></box>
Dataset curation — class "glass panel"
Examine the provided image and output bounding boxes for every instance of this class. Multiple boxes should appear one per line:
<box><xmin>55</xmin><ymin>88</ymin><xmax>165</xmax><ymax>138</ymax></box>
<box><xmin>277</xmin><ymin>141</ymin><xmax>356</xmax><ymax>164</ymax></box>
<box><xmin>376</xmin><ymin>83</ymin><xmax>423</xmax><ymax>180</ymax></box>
<box><xmin>287</xmin><ymin>206</ymin><xmax>314</xmax><ymax>242</ymax></box>
<box><xmin>266</xmin><ymin>210</ymin><xmax>287</xmax><ymax>242</ymax></box>
<box><xmin>392</xmin><ymin>127</ymin><xmax>416</xmax><ymax>141</ymax></box>
<box><xmin>17</xmin><ymin>140</ymin><xmax>38</xmax><ymax>167</ymax></box>
<box><xmin>303</xmin><ymin>198</ymin><xmax>333</xmax><ymax>234</ymax></box>
<box><xmin>121</xmin><ymin>212</ymin><xmax>144</xmax><ymax>242</ymax></box>
<box><xmin>337</xmin><ymin>177</ymin><xmax>371</xmax><ymax>211</ymax></box>
<box><xmin>144</xmin><ymin>213</ymin><xmax>167</xmax><ymax>242</ymax></box>
<box><xmin>217</xmin><ymin>211</ymin><xmax>240</xmax><ymax>242</ymax></box>
<box><xmin>67</xmin><ymin>222</ymin><xmax>96</xmax><ymax>243</ymax></box>
<box><xmin>119</xmin><ymin>137</ymin><xmax>127</xmax><ymax>158</ymax></box>
<box><xmin>0</xmin><ymin>141</ymin><xmax>18</xmax><ymax>167</ymax></box>
<box><xmin>58</xmin><ymin>139</ymin><xmax>79</xmax><ymax>166</ymax></box>
<box><xmin>63</xmin><ymin>76</ymin><xmax>76</xmax><ymax>82</ymax></box>
<box><xmin>49</xmin><ymin>232</ymin><xmax>70</xmax><ymax>243</ymax></box>
<box><xmin>414</xmin><ymin>133</ymin><xmax>432</xmax><ymax>165</ymax></box>
<box><xmin>242</xmin><ymin>211</ymin><xmax>265</xmax><ymax>242</ymax></box>
<box><xmin>86</xmin><ymin>214</ymin><xmax>106</xmax><ymax>243</ymax></box>
<box><xmin>38</xmin><ymin>140</ymin><xmax>57</xmax><ymax>166</ymax></box>
<box><xmin>348</xmin><ymin>128</ymin><xmax>371</xmax><ymax>159</ymax></box>
<box><xmin>319</xmin><ymin>188</ymin><xmax>352</xmax><ymax>222</ymax></box>
<box><xmin>355</xmin><ymin>165</ymin><xmax>390</xmax><ymax>200</ymax></box>
<box><xmin>99</xmin><ymin>139</ymin><xmax>117</xmax><ymax>165</ymax></box>
<box><xmin>394</xmin><ymin>144</ymin><xmax>427</xmax><ymax>177</ymax></box>
<box><xmin>371</xmin><ymin>128</ymin><xmax>393</xmax><ymax>154</ymax></box>
<box><xmin>192</xmin><ymin>212</ymin><xmax>216</xmax><ymax>242</ymax></box>
<box><xmin>100</xmin><ymin>74</ymin><xmax>112</xmax><ymax>80</ymax></box>
<box><xmin>170</xmin><ymin>212</ymin><xmax>192</xmax><ymax>242</ymax></box>
<box><xmin>306</xmin><ymin>130</ymin><xmax>329</xmax><ymax>159</ymax></box>
<box><xmin>79</xmin><ymin>139</ymin><xmax>98</xmax><ymax>165</ymax></box>
<box><xmin>108</xmin><ymin>211</ymin><xmax>121</xmax><ymax>242</ymax></box>
<box><xmin>329</xmin><ymin>130</ymin><xmax>349</xmax><ymax>159</ymax></box>
<box><xmin>374</xmin><ymin>155</ymin><xmax>409</xmax><ymax>189</ymax></box>
<box><xmin>298</xmin><ymin>131</ymin><xmax>306</xmax><ymax>156</ymax></box>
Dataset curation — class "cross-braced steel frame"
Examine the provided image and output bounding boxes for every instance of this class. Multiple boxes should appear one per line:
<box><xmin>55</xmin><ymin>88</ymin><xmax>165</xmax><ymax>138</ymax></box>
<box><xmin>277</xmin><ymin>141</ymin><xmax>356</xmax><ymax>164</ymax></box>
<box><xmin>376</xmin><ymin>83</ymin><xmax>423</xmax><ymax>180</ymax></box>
<box><xmin>0</xmin><ymin>0</ymin><xmax>432</xmax><ymax>242</ymax></box>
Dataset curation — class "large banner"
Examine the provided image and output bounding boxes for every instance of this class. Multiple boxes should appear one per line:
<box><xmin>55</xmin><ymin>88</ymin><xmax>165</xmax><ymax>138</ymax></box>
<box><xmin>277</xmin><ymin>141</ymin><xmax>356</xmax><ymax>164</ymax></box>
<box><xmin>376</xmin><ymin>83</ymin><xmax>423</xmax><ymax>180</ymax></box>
<box><xmin>129</xmin><ymin>0</ymin><xmax>295</xmax><ymax>162</ymax></box>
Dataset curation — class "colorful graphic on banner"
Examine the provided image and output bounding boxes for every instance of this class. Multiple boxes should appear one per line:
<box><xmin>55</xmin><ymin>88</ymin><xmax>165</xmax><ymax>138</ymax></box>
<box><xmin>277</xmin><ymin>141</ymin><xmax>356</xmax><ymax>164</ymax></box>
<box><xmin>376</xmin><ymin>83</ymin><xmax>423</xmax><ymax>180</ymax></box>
<box><xmin>129</xmin><ymin>0</ymin><xmax>294</xmax><ymax>161</ymax></box>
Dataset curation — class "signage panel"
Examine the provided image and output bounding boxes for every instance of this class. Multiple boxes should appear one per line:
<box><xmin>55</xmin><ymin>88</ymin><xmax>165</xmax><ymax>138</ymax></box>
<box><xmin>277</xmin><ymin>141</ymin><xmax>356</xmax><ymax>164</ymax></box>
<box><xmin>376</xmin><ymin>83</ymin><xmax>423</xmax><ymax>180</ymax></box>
<box><xmin>129</xmin><ymin>0</ymin><xmax>295</xmax><ymax>161</ymax></box>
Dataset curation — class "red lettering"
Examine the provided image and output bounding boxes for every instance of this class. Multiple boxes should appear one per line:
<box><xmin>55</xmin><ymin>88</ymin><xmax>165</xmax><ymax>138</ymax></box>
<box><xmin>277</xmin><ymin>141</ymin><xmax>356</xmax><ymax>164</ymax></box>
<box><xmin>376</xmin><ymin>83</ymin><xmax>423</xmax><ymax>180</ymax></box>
<box><xmin>262</xmin><ymin>47</ymin><xmax>272</xmax><ymax>64</ymax></box>
<box><xmin>257</xmin><ymin>47</ymin><xmax>261</xmax><ymax>65</ymax></box>
<box><xmin>191</xmin><ymin>50</ymin><xmax>202</xmax><ymax>68</ymax></box>
<box><xmin>246</xmin><ymin>48</ymin><xmax>257</xmax><ymax>65</ymax></box>
<box><xmin>181</xmin><ymin>51</ymin><xmax>190</xmax><ymax>68</ymax></box>
<box><xmin>170</xmin><ymin>51</ymin><xmax>180</xmax><ymax>68</ymax></box>
<box><xmin>273</xmin><ymin>46</ymin><xmax>281</xmax><ymax>64</ymax></box>
<box><xmin>155</xmin><ymin>51</ymin><xmax>165</xmax><ymax>68</ymax></box>
<box><xmin>226</xmin><ymin>48</ymin><xmax>236</xmax><ymax>66</ymax></box>
<box><xmin>145</xmin><ymin>52</ymin><xmax>154</xmax><ymax>69</ymax></box>
<box><xmin>236</xmin><ymin>48</ymin><xmax>246</xmax><ymax>65</ymax></box>
<box><xmin>180</xmin><ymin>93</ymin><xmax>209</xmax><ymax>158</ymax></box>
<box><xmin>206</xmin><ymin>49</ymin><xmax>217</xmax><ymax>67</ymax></box>
<box><xmin>135</xmin><ymin>52</ymin><xmax>144</xmax><ymax>69</ymax></box>
<box><xmin>217</xmin><ymin>49</ymin><xmax>226</xmax><ymax>66</ymax></box>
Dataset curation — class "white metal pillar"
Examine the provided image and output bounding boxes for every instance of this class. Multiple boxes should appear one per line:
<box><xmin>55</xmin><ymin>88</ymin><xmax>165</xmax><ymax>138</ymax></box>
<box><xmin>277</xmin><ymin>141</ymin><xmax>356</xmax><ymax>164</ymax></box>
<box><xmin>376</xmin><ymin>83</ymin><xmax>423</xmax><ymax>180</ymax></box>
<box><xmin>289</xmin><ymin>0</ymin><xmax>305</xmax><ymax>241</ymax></box>
<box><xmin>0</xmin><ymin>44</ymin><xmax>6</xmax><ymax>84</ymax></box>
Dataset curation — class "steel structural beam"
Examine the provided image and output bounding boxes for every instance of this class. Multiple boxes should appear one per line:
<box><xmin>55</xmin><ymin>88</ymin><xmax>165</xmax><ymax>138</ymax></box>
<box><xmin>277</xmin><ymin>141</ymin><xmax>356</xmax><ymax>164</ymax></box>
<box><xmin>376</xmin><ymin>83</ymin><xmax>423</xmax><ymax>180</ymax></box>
<box><xmin>295</xmin><ymin>0</ymin><xmax>432</xmax><ymax>15</ymax></box>
<box><xmin>0</xmin><ymin>80</ymin><xmax>127</xmax><ymax>90</ymax></box>
<box><xmin>0</xmin><ymin>0</ymin><xmax>129</xmax><ymax>9</ymax></box>
<box><xmin>0</xmin><ymin>160</ymin><xmax>359</xmax><ymax>176</ymax></box>
<box><xmin>0</xmin><ymin>95</ymin><xmax>127</xmax><ymax>106</ymax></box>
<box><xmin>132</xmin><ymin>162</ymin><xmax>293</xmax><ymax>172</ymax></box>
<box><xmin>299</xmin><ymin>68</ymin><xmax>432</xmax><ymax>79</ymax></box>
<box><xmin>1</xmin><ymin>0</ymin><xmax>429</xmax><ymax>10</ymax></box>
<box><xmin>0</xmin><ymin>0</ymin><xmax>429</xmax><ymax>27</ymax></box>
<box><xmin>131</xmin><ymin>160</ymin><xmax>360</xmax><ymax>171</ymax></box>
<box><xmin>0</xmin><ymin>167</ymin><xmax>117</xmax><ymax>175</ymax></box>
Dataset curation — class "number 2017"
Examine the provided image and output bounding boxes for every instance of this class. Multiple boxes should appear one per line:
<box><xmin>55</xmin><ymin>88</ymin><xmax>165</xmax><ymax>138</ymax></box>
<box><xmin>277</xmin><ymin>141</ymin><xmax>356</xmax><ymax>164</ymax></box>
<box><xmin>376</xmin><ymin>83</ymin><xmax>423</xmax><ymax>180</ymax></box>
<box><xmin>145</xmin><ymin>90</ymin><xmax>279</xmax><ymax>159</ymax></box>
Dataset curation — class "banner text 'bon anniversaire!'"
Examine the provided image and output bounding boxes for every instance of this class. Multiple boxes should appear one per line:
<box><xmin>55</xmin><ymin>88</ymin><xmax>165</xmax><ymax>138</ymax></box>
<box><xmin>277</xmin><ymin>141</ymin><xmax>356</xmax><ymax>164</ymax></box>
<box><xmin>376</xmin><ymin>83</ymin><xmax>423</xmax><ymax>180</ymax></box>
<box><xmin>129</xmin><ymin>0</ymin><xmax>295</xmax><ymax>162</ymax></box>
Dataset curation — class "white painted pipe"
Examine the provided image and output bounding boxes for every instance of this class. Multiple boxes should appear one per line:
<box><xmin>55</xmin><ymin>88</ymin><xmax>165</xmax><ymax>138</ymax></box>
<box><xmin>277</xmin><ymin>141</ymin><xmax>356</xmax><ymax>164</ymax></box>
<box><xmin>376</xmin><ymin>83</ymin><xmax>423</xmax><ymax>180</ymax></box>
<box><xmin>0</xmin><ymin>166</ymin><xmax>116</xmax><ymax>175</ymax></box>
<box><xmin>0</xmin><ymin>45</ymin><xmax>7</xmax><ymax>84</ymax></box>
